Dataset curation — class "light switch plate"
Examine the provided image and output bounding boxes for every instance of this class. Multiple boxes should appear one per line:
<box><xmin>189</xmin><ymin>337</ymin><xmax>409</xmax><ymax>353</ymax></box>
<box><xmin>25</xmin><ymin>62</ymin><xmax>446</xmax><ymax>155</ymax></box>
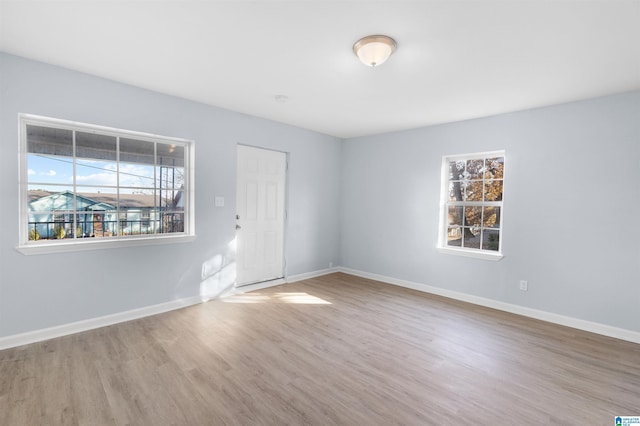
<box><xmin>214</xmin><ymin>196</ymin><xmax>225</xmax><ymax>207</ymax></box>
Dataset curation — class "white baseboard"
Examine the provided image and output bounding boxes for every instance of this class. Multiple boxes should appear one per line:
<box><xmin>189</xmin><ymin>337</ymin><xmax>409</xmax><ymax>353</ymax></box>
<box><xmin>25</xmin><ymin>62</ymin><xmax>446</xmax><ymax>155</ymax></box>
<box><xmin>287</xmin><ymin>267</ymin><xmax>340</xmax><ymax>283</ymax></box>
<box><xmin>0</xmin><ymin>295</ymin><xmax>204</xmax><ymax>351</ymax></box>
<box><xmin>0</xmin><ymin>268</ymin><xmax>340</xmax><ymax>351</ymax></box>
<box><xmin>338</xmin><ymin>267</ymin><xmax>640</xmax><ymax>345</ymax></box>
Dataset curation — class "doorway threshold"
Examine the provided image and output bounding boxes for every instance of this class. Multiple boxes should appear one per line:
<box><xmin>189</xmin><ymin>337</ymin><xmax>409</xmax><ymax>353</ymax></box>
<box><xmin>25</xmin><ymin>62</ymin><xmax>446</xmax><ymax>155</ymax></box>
<box><xmin>234</xmin><ymin>277</ymin><xmax>286</xmax><ymax>292</ymax></box>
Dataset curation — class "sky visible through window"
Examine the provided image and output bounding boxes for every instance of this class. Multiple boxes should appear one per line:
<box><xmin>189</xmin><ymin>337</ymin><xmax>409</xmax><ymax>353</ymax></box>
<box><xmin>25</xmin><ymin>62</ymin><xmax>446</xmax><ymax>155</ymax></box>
<box><xmin>28</xmin><ymin>154</ymin><xmax>159</xmax><ymax>194</ymax></box>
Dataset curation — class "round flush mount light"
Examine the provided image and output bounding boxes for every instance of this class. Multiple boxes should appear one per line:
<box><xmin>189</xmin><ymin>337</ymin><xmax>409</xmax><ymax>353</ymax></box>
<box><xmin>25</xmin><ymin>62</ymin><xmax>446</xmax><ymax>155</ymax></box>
<box><xmin>353</xmin><ymin>35</ymin><xmax>397</xmax><ymax>67</ymax></box>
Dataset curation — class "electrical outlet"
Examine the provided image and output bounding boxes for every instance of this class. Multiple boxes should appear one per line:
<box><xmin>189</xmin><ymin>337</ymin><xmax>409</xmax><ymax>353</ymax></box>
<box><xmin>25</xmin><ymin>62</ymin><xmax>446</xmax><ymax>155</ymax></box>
<box><xmin>519</xmin><ymin>280</ymin><xmax>528</xmax><ymax>291</ymax></box>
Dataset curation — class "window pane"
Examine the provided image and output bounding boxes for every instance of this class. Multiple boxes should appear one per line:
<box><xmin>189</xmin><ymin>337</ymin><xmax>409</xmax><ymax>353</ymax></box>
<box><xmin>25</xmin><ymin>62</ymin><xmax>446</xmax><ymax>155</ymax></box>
<box><xmin>158</xmin><ymin>187</ymin><xmax>174</xmax><ymax>210</ymax></box>
<box><xmin>119</xmin><ymin>191</ymin><xmax>159</xmax><ymax>211</ymax></box>
<box><xmin>466</xmin><ymin>159</ymin><xmax>484</xmax><ymax>180</ymax></box>
<box><xmin>120</xmin><ymin>138</ymin><xmax>155</xmax><ymax>165</ymax></box>
<box><xmin>119</xmin><ymin>163</ymin><xmax>156</xmax><ymax>190</ymax></box>
<box><xmin>27</xmin><ymin>125</ymin><xmax>73</xmax><ymax>157</ymax></box>
<box><xmin>27</xmin><ymin>125</ymin><xmax>74</xmax><ymax>189</ymax></box>
<box><xmin>447</xmin><ymin>205</ymin><xmax>463</xmax><ymax>246</ymax></box>
<box><xmin>484</xmin><ymin>180</ymin><xmax>503</xmax><ymax>201</ymax></box>
<box><xmin>447</xmin><ymin>206</ymin><xmax>462</xmax><ymax>226</ymax></box>
<box><xmin>118</xmin><ymin>138</ymin><xmax>156</xmax><ymax>189</ymax></box>
<box><xmin>28</xmin><ymin>186</ymin><xmax>75</xmax><ymax>212</ymax></box>
<box><xmin>464</xmin><ymin>206</ymin><xmax>482</xmax><ymax>228</ymax></box>
<box><xmin>159</xmin><ymin>210</ymin><xmax>185</xmax><ymax>233</ymax></box>
<box><xmin>465</xmin><ymin>180</ymin><xmax>483</xmax><ymax>201</ymax></box>
<box><xmin>448</xmin><ymin>181</ymin><xmax>464</xmax><ymax>202</ymax></box>
<box><xmin>483</xmin><ymin>206</ymin><xmax>500</xmax><ymax>228</ymax></box>
<box><xmin>482</xmin><ymin>229</ymin><xmax>500</xmax><ymax>251</ymax></box>
<box><xmin>463</xmin><ymin>228</ymin><xmax>481</xmax><ymax>248</ymax></box>
<box><xmin>88</xmin><ymin>210</ymin><xmax>118</xmax><ymax>238</ymax></box>
<box><xmin>76</xmin><ymin>132</ymin><xmax>117</xmax><ymax>161</ymax></box>
<box><xmin>75</xmin><ymin>188</ymin><xmax>118</xmax><ymax>211</ymax></box>
<box><xmin>75</xmin><ymin>132</ymin><xmax>118</xmax><ymax>187</ymax></box>
<box><xmin>449</xmin><ymin>160</ymin><xmax>465</xmax><ymax>180</ymax></box>
<box><xmin>28</xmin><ymin>153</ymin><xmax>73</xmax><ymax>185</ymax></box>
<box><xmin>75</xmin><ymin>158</ymin><xmax>118</xmax><ymax>187</ymax></box>
<box><xmin>485</xmin><ymin>157</ymin><xmax>504</xmax><ymax>179</ymax></box>
<box><xmin>119</xmin><ymin>208</ymin><xmax>158</xmax><ymax>235</ymax></box>
<box><xmin>157</xmin><ymin>143</ymin><xmax>185</xmax><ymax>168</ymax></box>
<box><xmin>28</xmin><ymin>214</ymin><xmax>51</xmax><ymax>240</ymax></box>
<box><xmin>52</xmin><ymin>220</ymin><xmax>73</xmax><ymax>240</ymax></box>
<box><xmin>76</xmin><ymin>213</ymin><xmax>93</xmax><ymax>238</ymax></box>
<box><xmin>157</xmin><ymin>188</ymin><xmax>185</xmax><ymax>218</ymax></box>
<box><xmin>158</xmin><ymin>165</ymin><xmax>185</xmax><ymax>190</ymax></box>
<box><xmin>447</xmin><ymin>230</ymin><xmax>462</xmax><ymax>247</ymax></box>
<box><xmin>119</xmin><ymin>210</ymin><xmax>137</xmax><ymax>236</ymax></box>
<box><xmin>146</xmin><ymin>214</ymin><xmax>160</xmax><ymax>235</ymax></box>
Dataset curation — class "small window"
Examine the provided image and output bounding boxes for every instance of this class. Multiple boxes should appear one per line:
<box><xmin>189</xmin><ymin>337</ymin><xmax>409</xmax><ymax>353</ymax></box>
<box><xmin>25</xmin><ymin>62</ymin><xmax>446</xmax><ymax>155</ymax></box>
<box><xmin>438</xmin><ymin>151</ymin><xmax>505</xmax><ymax>260</ymax></box>
<box><xmin>19</xmin><ymin>114</ymin><xmax>195</xmax><ymax>254</ymax></box>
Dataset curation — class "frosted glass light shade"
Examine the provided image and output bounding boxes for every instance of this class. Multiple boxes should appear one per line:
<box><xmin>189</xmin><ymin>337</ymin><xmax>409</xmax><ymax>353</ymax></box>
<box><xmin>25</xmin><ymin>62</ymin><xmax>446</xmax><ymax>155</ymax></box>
<box><xmin>353</xmin><ymin>35</ymin><xmax>397</xmax><ymax>67</ymax></box>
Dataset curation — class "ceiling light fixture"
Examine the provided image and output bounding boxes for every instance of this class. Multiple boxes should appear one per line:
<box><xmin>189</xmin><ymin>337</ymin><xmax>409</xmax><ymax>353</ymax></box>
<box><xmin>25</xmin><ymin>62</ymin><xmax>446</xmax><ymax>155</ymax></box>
<box><xmin>353</xmin><ymin>35</ymin><xmax>397</xmax><ymax>67</ymax></box>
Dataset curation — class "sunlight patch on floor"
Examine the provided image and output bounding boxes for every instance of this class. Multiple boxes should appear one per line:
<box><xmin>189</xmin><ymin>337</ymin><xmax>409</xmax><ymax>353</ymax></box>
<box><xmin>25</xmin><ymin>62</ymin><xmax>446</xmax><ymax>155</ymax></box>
<box><xmin>221</xmin><ymin>292</ymin><xmax>331</xmax><ymax>305</ymax></box>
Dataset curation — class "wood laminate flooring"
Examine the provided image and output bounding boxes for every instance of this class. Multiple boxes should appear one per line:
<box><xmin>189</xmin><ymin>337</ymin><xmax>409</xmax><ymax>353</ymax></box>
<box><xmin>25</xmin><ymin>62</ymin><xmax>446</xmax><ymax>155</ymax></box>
<box><xmin>1</xmin><ymin>272</ymin><xmax>638</xmax><ymax>425</ymax></box>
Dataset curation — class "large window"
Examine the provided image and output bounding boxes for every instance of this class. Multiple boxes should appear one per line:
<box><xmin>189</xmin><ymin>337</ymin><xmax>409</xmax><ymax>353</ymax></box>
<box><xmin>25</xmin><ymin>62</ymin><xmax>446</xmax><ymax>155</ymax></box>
<box><xmin>19</xmin><ymin>114</ymin><xmax>194</xmax><ymax>254</ymax></box>
<box><xmin>438</xmin><ymin>151</ymin><xmax>505</xmax><ymax>260</ymax></box>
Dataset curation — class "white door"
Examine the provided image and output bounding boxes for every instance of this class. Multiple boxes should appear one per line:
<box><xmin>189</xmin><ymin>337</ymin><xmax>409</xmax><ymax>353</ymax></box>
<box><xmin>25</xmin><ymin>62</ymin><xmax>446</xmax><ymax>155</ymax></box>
<box><xmin>235</xmin><ymin>145</ymin><xmax>286</xmax><ymax>286</ymax></box>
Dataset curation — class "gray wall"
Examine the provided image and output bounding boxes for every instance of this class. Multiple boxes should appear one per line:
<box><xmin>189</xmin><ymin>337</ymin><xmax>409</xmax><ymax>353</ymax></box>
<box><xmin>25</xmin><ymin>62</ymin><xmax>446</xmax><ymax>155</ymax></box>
<box><xmin>2</xmin><ymin>52</ymin><xmax>638</xmax><ymax>340</ymax></box>
<box><xmin>340</xmin><ymin>91</ymin><xmax>640</xmax><ymax>332</ymax></box>
<box><xmin>0</xmin><ymin>53</ymin><xmax>342</xmax><ymax>337</ymax></box>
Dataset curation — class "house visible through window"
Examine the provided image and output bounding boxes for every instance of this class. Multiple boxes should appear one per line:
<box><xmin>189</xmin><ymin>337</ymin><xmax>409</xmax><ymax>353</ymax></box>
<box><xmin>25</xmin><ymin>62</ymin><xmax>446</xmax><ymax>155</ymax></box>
<box><xmin>439</xmin><ymin>151</ymin><xmax>505</xmax><ymax>259</ymax></box>
<box><xmin>19</xmin><ymin>114</ymin><xmax>194</xmax><ymax>253</ymax></box>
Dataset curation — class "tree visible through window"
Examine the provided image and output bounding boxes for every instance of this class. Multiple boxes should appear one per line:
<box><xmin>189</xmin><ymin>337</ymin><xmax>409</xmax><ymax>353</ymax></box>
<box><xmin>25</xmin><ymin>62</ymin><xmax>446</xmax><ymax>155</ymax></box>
<box><xmin>19</xmin><ymin>114</ymin><xmax>193</xmax><ymax>251</ymax></box>
<box><xmin>440</xmin><ymin>151</ymin><xmax>505</xmax><ymax>257</ymax></box>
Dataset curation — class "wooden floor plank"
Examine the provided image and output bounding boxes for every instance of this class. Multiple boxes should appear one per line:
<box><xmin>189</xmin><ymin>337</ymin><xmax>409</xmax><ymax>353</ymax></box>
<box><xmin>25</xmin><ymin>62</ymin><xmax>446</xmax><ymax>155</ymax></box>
<box><xmin>1</xmin><ymin>272</ymin><xmax>638</xmax><ymax>425</ymax></box>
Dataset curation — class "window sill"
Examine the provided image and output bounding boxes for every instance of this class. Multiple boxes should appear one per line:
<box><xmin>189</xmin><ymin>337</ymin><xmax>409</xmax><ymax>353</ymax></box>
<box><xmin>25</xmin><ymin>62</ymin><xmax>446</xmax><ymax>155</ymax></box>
<box><xmin>437</xmin><ymin>246</ymin><xmax>504</xmax><ymax>261</ymax></box>
<box><xmin>16</xmin><ymin>234</ymin><xmax>197</xmax><ymax>255</ymax></box>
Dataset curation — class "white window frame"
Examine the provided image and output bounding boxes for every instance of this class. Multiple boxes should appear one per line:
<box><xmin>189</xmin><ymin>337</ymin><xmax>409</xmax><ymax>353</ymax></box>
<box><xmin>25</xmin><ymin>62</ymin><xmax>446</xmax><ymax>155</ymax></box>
<box><xmin>437</xmin><ymin>150</ymin><xmax>505</xmax><ymax>261</ymax></box>
<box><xmin>17</xmin><ymin>114</ymin><xmax>196</xmax><ymax>255</ymax></box>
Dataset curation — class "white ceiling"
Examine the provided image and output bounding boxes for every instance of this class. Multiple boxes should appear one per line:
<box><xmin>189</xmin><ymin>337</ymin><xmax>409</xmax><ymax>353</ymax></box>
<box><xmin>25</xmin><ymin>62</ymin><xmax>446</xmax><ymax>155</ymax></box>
<box><xmin>1</xmin><ymin>1</ymin><xmax>639</xmax><ymax>138</ymax></box>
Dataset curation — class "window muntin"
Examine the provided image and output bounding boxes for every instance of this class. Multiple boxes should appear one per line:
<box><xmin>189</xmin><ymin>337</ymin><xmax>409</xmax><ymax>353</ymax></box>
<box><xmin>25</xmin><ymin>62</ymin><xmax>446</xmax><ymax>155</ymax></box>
<box><xmin>440</xmin><ymin>152</ymin><xmax>505</xmax><ymax>258</ymax></box>
<box><xmin>20</xmin><ymin>115</ymin><xmax>193</xmax><ymax>250</ymax></box>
